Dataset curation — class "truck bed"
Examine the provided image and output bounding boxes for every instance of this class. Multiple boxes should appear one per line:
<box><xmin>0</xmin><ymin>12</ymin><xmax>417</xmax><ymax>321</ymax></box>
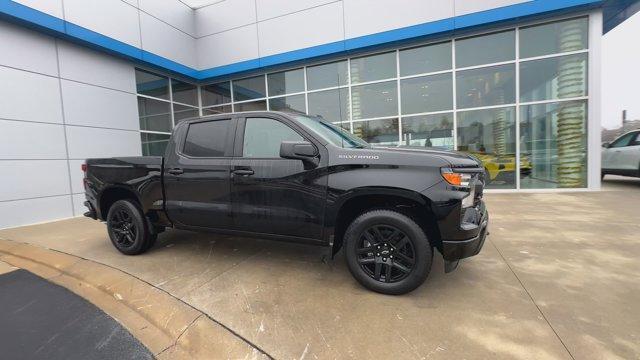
<box><xmin>85</xmin><ymin>156</ymin><xmax>165</xmax><ymax>221</ymax></box>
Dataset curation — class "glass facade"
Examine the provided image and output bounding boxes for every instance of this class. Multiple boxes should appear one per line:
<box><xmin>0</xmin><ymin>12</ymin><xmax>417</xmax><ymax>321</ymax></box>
<box><xmin>135</xmin><ymin>69</ymin><xmax>200</xmax><ymax>156</ymax></box>
<box><xmin>520</xmin><ymin>101</ymin><xmax>588</xmax><ymax>188</ymax></box>
<box><xmin>136</xmin><ymin>16</ymin><xmax>590</xmax><ymax>189</ymax></box>
<box><xmin>457</xmin><ymin>107</ymin><xmax>517</xmax><ymax>189</ymax></box>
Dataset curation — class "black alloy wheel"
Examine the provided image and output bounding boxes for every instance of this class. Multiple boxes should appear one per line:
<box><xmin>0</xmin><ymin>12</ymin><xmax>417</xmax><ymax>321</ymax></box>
<box><xmin>109</xmin><ymin>208</ymin><xmax>137</xmax><ymax>248</ymax></box>
<box><xmin>106</xmin><ymin>199</ymin><xmax>155</xmax><ymax>255</ymax></box>
<box><xmin>344</xmin><ymin>209</ymin><xmax>432</xmax><ymax>295</ymax></box>
<box><xmin>356</xmin><ymin>225</ymin><xmax>415</xmax><ymax>283</ymax></box>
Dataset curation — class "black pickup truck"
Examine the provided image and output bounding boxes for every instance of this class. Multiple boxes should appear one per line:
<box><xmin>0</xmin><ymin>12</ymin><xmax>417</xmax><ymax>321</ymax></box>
<box><xmin>83</xmin><ymin>111</ymin><xmax>488</xmax><ymax>294</ymax></box>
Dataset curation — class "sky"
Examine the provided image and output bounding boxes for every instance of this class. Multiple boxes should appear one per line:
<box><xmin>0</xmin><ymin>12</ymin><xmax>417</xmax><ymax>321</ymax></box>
<box><xmin>601</xmin><ymin>10</ymin><xmax>640</xmax><ymax>129</ymax></box>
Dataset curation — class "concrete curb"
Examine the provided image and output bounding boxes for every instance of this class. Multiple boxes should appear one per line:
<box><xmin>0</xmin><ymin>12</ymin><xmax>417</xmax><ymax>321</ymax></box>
<box><xmin>0</xmin><ymin>239</ymin><xmax>270</xmax><ymax>360</ymax></box>
<box><xmin>0</xmin><ymin>259</ymin><xmax>17</xmax><ymax>275</ymax></box>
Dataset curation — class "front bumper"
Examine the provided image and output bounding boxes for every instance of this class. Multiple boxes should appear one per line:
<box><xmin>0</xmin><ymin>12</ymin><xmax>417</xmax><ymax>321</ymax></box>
<box><xmin>441</xmin><ymin>211</ymin><xmax>488</xmax><ymax>262</ymax></box>
<box><xmin>435</xmin><ymin>194</ymin><xmax>489</xmax><ymax>269</ymax></box>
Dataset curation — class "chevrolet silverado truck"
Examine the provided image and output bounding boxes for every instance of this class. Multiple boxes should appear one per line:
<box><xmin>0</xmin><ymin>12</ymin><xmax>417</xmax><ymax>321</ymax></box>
<box><xmin>83</xmin><ymin>111</ymin><xmax>488</xmax><ymax>295</ymax></box>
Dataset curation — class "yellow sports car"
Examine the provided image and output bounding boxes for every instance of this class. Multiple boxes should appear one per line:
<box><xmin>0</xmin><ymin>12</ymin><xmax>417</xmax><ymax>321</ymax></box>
<box><xmin>471</xmin><ymin>153</ymin><xmax>532</xmax><ymax>184</ymax></box>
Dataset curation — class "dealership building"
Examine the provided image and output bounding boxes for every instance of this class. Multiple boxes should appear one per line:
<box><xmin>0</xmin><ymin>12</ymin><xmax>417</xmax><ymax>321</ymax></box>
<box><xmin>0</xmin><ymin>0</ymin><xmax>635</xmax><ymax>228</ymax></box>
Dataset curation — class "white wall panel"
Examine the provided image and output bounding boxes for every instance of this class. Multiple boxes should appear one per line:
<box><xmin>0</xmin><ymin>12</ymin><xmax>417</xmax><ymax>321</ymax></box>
<box><xmin>63</xmin><ymin>0</ymin><xmax>141</xmax><ymax>48</ymax></box>
<box><xmin>0</xmin><ymin>120</ymin><xmax>67</xmax><ymax>159</ymax></box>
<box><xmin>343</xmin><ymin>0</ymin><xmax>454</xmax><ymax>39</ymax></box>
<box><xmin>0</xmin><ymin>160</ymin><xmax>70</xmax><ymax>201</ymax></box>
<box><xmin>185</xmin><ymin>0</ymin><xmax>225</xmax><ymax>9</ymax></box>
<box><xmin>0</xmin><ymin>195</ymin><xmax>73</xmax><ymax>229</ymax></box>
<box><xmin>139</xmin><ymin>0</ymin><xmax>196</xmax><ymax>36</ymax></box>
<box><xmin>0</xmin><ymin>67</ymin><xmax>62</xmax><ymax>124</ymax></box>
<box><xmin>61</xmin><ymin>80</ymin><xmax>139</xmax><ymax>130</ymax></box>
<box><xmin>72</xmin><ymin>193</ymin><xmax>86</xmax><ymax>216</ymax></box>
<box><xmin>57</xmin><ymin>41</ymin><xmax>136</xmax><ymax>93</ymax></box>
<box><xmin>13</xmin><ymin>0</ymin><xmax>64</xmax><ymax>18</ymax></box>
<box><xmin>197</xmin><ymin>24</ymin><xmax>259</xmax><ymax>68</ymax></box>
<box><xmin>68</xmin><ymin>159</ymin><xmax>86</xmax><ymax>194</ymax></box>
<box><xmin>65</xmin><ymin>126</ymin><xmax>141</xmax><ymax>159</ymax></box>
<box><xmin>455</xmin><ymin>0</ymin><xmax>529</xmax><ymax>16</ymax></box>
<box><xmin>195</xmin><ymin>0</ymin><xmax>256</xmax><ymax>37</ymax></box>
<box><xmin>0</xmin><ymin>22</ymin><xmax>58</xmax><ymax>76</ymax></box>
<box><xmin>255</xmin><ymin>0</ymin><xmax>336</xmax><ymax>21</ymax></box>
<box><xmin>258</xmin><ymin>2</ymin><xmax>344</xmax><ymax>57</ymax></box>
<box><xmin>122</xmin><ymin>0</ymin><xmax>138</xmax><ymax>7</ymax></box>
<box><xmin>140</xmin><ymin>13</ymin><xmax>197</xmax><ymax>68</ymax></box>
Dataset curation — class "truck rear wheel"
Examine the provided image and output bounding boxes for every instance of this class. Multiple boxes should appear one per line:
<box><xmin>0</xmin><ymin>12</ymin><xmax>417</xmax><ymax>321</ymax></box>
<box><xmin>106</xmin><ymin>199</ymin><xmax>154</xmax><ymax>255</ymax></box>
<box><xmin>344</xmin><ymin>209</ymin><xmax>432</xmax><ymax>295</ymax></box>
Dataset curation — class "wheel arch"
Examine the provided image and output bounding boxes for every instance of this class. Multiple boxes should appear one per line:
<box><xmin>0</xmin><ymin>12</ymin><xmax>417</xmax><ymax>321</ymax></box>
<box><xmin>98</xmin><ymin>185</ymin><xmax>142</xmax><ymax>220</ymax></box>
<box><xmin>329</xmin><ymin>187</ymin><xmax>441</xmax><ymax>256</ymax></box>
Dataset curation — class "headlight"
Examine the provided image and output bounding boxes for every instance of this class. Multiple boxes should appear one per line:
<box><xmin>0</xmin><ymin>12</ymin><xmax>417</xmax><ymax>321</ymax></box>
<box><xmin>440</xmin><ymin>168</ymin><xmax>472</xmax><ymax>188</ymax></box>
<box><xmin>441</xmin><ymin>168</ymin><xmax>477</xmax><ymax>208</ymax></box>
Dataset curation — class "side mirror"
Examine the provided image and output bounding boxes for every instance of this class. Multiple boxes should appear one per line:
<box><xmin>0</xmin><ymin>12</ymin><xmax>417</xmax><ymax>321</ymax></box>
<box><xmin>602</xmin><ymin>141</ymin><xmax>610</xmax><ymax>148</ymax></box>
<box><xmin>280</xmin><ymin>141</ymin><xmax>319</xmax><ymax>167</ymax></box>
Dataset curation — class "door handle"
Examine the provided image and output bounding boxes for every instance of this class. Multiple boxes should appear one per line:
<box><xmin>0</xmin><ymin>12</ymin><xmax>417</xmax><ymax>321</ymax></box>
<box><xmin>232</xmin><ymin>168</ymin><xmax>254</xmax><ymax>176</ymax></box>
<box><xmin>168</xmin><ymin>168</ymin><xmax>184</xmax><ymax>175</ymax></box>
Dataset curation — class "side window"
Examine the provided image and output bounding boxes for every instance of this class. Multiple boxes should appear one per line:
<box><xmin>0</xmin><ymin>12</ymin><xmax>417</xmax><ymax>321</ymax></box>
<box><xmin>242</xmin><ymin>117</ymin><xmax>303</xmax><ymax>158</ymax></box>
<box><xmin>632</xmin><ymin>132</ymin><xmax>640</xmax><ymax>146</ymax></box>
<box><xmin>183</xmin><ymin>119</ymin><xmax>230</xmax><ymax>157</ymax></box>
<box><xmin>610</xmin><ymin>132</ymin><xmax>636</xmax><ymax>148</ymax></box>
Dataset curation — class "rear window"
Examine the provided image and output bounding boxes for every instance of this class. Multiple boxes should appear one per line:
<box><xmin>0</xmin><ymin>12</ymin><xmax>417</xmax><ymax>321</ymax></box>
<box><xmin>182</xmin><ymin>119</ymin><xmax>230</xmax><ymax>157</ymax></box>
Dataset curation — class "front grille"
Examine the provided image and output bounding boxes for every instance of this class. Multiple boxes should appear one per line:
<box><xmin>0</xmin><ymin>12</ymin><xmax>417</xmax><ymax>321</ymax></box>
<box><xmin>475</xmin><ymin>174</ymin><xmax>484</xmax><ymax>201</ymax></box>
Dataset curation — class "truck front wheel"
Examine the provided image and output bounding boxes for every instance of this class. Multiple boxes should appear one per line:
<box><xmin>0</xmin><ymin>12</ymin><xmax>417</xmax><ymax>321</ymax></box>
<box><xmin>344</xmin><ymin>210</ymin><xmax>432</xmax><ymax>295</ymax></box>
<box><xmin>106</xmin><ymin>199</ymin><xmax>155</xmax><ymax>255</ymax></box>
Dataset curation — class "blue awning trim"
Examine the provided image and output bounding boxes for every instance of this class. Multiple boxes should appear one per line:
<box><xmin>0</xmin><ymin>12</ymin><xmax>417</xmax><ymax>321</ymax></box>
<box><xmin>603</xmin><ymin>0</ymin><xmax>640</xmax><ymax>33</ymax></box>
<box><xmin>0</xmin><ymin>0</ymin><xmax>604</xmax><ymax>82</ymax></box>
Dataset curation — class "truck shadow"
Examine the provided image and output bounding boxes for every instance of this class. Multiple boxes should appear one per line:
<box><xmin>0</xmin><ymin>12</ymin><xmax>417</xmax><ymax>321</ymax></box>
<box><xmin>146</xmin><ymin>227</ymin><xmax>452</xmax><ymax>294</ymax></box>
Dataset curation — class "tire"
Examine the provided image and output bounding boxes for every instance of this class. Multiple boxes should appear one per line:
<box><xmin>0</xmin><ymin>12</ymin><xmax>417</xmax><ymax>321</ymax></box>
<box><xmin>344</xmin><ymin>209</ymin><xmax>432</xmax><ymax>295</ymax></box>
<box><xmin>106</xmin><ymin>199</ymin><xmax>153</xmax><ymax>255</ymax></box>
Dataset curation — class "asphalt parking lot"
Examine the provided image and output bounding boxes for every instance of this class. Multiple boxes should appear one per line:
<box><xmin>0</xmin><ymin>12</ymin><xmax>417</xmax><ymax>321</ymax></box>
<box><xmin>0</xmin><ymin>176</ymin><xmax>638</xmax><ymax>359</ymax></box>
<box><xmin>0</xmin><ymin>265</ymin><xmax>152</xmax><ymax>360</ymax></box>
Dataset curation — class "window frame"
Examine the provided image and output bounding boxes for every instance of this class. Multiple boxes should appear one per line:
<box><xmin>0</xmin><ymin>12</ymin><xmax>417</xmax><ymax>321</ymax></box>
<box><xmin>135</xmin><ymin>67</ymin><xmax>201</xmax><ymax>156</ymax></box>
<box><xmin>178</xmin><ymin>117</ymin><xmax>236</xmax><ymax>159</ymax></box>
<box><xmin>234</xmin><ymin>115</ymin><xmax>318</xmax><ymax>159</ymax></box>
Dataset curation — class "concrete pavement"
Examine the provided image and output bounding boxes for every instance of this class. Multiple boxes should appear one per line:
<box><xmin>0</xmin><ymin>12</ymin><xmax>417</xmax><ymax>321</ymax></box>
<box><xmin>0</xmin><ymin>242</ymin><xmax>269</xmax><ymax>359</ymax></box>
<box><xmin>0</xmin><ymin>176</ymin><xmax>638</xmax><ymax>359</ymax></box>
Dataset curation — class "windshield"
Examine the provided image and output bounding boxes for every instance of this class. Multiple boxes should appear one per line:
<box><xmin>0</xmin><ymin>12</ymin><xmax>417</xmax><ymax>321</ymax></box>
<box><xmin>294</xmin><ymin>115</ymin><xmax>370</xmax><ymax>148</ymax></box>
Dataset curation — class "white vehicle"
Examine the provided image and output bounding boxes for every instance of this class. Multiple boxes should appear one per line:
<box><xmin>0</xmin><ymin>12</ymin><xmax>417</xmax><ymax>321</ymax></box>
<box><xmin>602</xmin><ymin>130</ymin><xmax>640</xmax><ymax>178</ymax></box>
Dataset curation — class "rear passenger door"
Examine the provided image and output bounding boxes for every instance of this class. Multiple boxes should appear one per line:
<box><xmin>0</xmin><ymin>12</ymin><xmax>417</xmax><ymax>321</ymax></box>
<box><xmin>163</xmin><ymin>117</ymin><xmax>235</xmax><ymax>229</ymax></box>
<box><xmin>230</xmin><ymin>115</ymin><xmax>327</xmax><ymax>241</ymax></box>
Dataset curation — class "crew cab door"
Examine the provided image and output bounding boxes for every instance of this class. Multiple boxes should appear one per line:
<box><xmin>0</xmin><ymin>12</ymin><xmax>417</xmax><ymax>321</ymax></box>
<box><xmin>230</xmin><ymin>115</ymin><xmax>327</xmax><ymax>241</ymax></box>
<box><xmin>163</xmin><ymin>117</ymin><xmax>235</xmax><ymax>229</ymax></box>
